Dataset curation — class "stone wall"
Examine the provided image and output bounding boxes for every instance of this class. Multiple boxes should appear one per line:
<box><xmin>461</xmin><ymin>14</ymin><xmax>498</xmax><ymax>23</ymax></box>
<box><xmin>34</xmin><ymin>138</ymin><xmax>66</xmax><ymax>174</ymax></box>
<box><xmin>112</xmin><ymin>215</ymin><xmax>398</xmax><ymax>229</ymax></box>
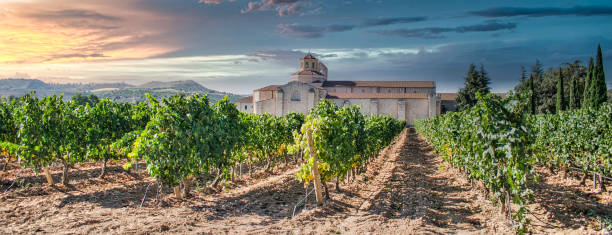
<box><xmin>329</xmin><ymin>98</ymin><xmax>430</xmax><ymax>125</ymax></box>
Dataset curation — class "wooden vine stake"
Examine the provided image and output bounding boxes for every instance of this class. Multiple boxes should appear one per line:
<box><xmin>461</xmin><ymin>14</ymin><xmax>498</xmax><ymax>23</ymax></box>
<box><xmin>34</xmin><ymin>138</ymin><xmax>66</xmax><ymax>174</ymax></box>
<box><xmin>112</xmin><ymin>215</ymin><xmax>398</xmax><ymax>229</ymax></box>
<box><xmin>307</xmin><ymin>130</ymin><xmax>323</xmax><ymax>206</ymax></box>
<box><xmin>173</xmin><ymin>186</ymin><xmax>182</xmax><ymax>199</ymax></box>
<box><xmin>43</xmin><ymin>167</ymin><xmax>54</xmax><ymax>185</ymax></box>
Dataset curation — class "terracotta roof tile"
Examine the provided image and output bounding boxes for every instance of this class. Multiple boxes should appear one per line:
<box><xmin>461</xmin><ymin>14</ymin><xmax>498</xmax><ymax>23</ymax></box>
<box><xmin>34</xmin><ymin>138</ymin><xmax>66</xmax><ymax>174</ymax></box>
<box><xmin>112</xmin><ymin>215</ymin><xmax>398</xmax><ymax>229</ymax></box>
<box><xmin>323</xmin><ymin>81</ymin><xmax>435</xmax><ymax>88</ymax></box>
<box><xmin>438</xmin><ymin>92</ymin><xmax>507</xmax><ymax>101</ymax></box>
<box><xmin>292</xmin><ymin>70</ymin><xmax>323</xmax><ymax>76</ymax></box>
<box><xmin>326</xmin><ymin>92</ymin><xmax>428</xmax><ymax>99</ymax></box>
<box><xmin>254</xmin><ymin>85</ymin><xmax>280</xmax><ymax>91</ymax></box>
<box><xmin>236</xmin><ymin>96</ymin><xmax>253</xmax><ymax>103</ymax></box>
<box><xmin>439</xmin><ymin>93</ymin><xmax>458</xmax><ymax>101</ymax></box>
<box><xmin>304</xmin><ymin>53</ymin><xmax>315</xmax><ymax>59</ymax></box>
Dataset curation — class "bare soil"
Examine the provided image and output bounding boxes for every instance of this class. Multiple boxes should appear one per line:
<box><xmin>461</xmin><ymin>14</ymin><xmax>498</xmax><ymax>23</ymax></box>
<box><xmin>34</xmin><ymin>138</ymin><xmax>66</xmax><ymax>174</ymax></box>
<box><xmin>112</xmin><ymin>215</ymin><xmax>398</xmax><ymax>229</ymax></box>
<box><xmin>0</xmin><ymin>129</ymin><xmax>609</xmax><ymax>234</ymax></box>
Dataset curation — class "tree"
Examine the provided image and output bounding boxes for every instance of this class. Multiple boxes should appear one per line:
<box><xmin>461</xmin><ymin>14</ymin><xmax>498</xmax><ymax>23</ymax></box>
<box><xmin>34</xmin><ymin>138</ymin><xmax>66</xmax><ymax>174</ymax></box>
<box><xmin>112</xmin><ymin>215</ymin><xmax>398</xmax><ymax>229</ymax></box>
<box><xmin>71</xmin><ymin>93</ymin><xmax>99</xmax><ymax>106</ymax></box>
<box><xmin>514</xmin><ymin>66</ymin><xmax>528</xmax><ymax>94</ymax></box>
<box><xmin>528</xmin><ymin>74</ymin><xmax>536</xmax><ymax>115</ymax></box>
<box><xmin>530</xmin><ymin>60</ymin><xmax>544</xmax><ymax>113</ymax></box>
<box><xmin>556</xmin><ymin>68</ymin><xmax>565</xmax><ymax>113</ymax></box>
<box><xmin>569</xmin><ymin>74</ymin><xmax>579</xmax><ymax>110</ymax></box>
<box><xmin>583</xmin><ymin>57</ymin><xmax>594</xmax><ymax>107</ymax></box>
<box><xmin>456</xmin><ymin>64</ymin><xmax>491</xmax><ymax>111</ymax></box>
<box><xmin>589</xmin><ymin>44</ymin><xmax>608</xmax><ymax>108</ymax></box>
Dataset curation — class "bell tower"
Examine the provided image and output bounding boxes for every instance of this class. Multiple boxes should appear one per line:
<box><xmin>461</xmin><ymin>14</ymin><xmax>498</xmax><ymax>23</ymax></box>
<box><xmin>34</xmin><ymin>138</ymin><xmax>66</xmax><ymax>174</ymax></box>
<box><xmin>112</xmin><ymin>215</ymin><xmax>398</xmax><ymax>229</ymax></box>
<box><xmin>291</xmin><ymin>53</ymin><xmax>328</xmax><ymax>83</ymax></box>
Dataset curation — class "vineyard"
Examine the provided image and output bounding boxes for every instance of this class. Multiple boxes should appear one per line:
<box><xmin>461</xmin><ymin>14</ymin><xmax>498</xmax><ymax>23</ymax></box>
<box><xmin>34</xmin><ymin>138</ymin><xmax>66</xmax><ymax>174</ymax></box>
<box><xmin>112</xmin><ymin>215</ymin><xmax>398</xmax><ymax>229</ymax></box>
<box><xmin>415</xmin><ymin>93</ymin><xmax>612</xmax><ymax>233</ymax></box>
<box><xmin>0</xmin><ymin>93</ymin><xmax>403</xmax><ymax>197</ymax></box>
<box><xmin>1</xmin><ymin>93</ymin><xmax>610</xmax><ymax>234</ymax></box>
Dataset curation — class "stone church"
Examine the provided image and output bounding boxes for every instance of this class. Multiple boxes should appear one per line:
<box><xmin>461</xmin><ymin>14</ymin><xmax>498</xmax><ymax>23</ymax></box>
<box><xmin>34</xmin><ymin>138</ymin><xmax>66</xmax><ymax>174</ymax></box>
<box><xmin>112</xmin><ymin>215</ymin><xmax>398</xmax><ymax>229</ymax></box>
<box><xmin>236</xmin><ymin>53</ymin><xmax>456</xmax><ymax>124</ymax></box>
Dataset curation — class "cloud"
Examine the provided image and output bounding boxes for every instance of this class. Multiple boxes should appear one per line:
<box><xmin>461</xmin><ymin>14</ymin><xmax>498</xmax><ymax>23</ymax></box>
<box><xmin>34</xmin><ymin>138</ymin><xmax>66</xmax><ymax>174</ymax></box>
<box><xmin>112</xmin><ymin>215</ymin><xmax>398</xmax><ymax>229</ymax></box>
<box><xmin>247</xmin><ymin>49</ymin><xmax>337</xmax><ymax>66</ymax></box>
<box><xmin>470</xmin><ymin>5</ymin><xmax>612</xmax><ymax>17</ymax></box>
<box><xmin>198</xmin><ymin>0</ymin><xmax>235</xmax><ymax>4</ymax></box>
<box><xmin>0</xmin><ymin>0</ymin><xmax>180</xmax><ymax>63</ymax></box>
<box><xmin>278</xmin><ymin>23</ymin><xmax>355</xmax><ymax>38</ymax></box>
<box><xmin>361</xmin><ymin>16</ymin><xmax>427</xmax><ymax>27</ymax></box>
<box><xmin>241</xmin><ymin>0</ymin><xmax>313</xmax><ymax>17</ymax></box>
<box><xmin>22</xmin><ymin>9</ymin><xmax>121</xmax><ymax>29</ymax></box>
<box><xmin>275</xmin><ymin>16</ymin><xmax>428</xmax><ymax>38</ymax></box>
<box><xmin>375</xmin><ymin>21</ymin><xmax>517</xmax><ymax>39</ymax></box>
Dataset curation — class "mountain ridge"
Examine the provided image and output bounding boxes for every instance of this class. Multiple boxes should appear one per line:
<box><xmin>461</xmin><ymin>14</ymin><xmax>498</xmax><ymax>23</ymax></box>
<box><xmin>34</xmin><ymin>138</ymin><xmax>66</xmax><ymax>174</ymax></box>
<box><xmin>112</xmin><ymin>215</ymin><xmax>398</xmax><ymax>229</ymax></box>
<box><xmin>0</xmin><ymin>78</ymin><xmax>243</xmax><ymax>103</ymax></box>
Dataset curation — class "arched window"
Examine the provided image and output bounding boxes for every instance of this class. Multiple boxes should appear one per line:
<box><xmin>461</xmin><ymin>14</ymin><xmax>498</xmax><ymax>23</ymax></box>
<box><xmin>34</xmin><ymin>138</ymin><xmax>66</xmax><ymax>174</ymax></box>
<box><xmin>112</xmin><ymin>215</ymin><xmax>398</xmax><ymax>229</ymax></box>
<box><xmin>343</xmin><ymin>100</ymin><xmax>350</xmax><ymax>106</ymax></box>
<box><xmin>291</xmin><ymin>91</ymin><xmax>301</xmax><ymax>101</ymax></box>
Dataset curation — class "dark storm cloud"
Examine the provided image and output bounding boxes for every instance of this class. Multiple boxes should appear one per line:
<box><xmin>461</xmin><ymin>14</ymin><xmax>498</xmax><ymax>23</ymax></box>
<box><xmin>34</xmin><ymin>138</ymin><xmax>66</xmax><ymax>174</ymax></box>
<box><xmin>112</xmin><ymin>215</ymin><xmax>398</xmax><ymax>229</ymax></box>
<box><xmin>361</xmin><ymin>16</ymin><xmax>427</xmax><ymax>27</ymax></box>
<box><xmin>375</xmin><ymin>21</ymin><xmax>517</xmax><ymax>39</ymax></box>
<box><xmin>276</xmin><ymin>16</ymin><xmax>428</xmax><ymax>38</ymax></box>
<box><xmin>278</xmin><ymin>23</ymin><xmax>355</xmax><ymax>38</ymax></box>
<box><xmin>470</xmin><ymin>5</ymin><xmax>612</xmax><ymax>17</ymax></box>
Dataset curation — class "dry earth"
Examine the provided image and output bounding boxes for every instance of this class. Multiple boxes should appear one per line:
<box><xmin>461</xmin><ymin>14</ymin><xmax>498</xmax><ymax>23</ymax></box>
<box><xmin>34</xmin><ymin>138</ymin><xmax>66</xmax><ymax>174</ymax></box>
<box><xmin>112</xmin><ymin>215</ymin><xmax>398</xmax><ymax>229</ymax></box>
<box><xmin>0</xmin><ymin>128</ymin><xmax>610</xmax><ymax>234</ymax></box>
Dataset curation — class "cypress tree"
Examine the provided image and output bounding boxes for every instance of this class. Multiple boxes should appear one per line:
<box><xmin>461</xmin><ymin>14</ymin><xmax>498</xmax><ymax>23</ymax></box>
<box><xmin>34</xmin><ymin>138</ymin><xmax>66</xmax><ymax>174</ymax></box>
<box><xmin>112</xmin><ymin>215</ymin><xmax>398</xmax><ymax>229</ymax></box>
<box><xmin>513</xmin><ymin>66</ymin><xmax>528</xmax><ymax>94</ymax></box>
<box><xmin>528</xmin><ymin>74</ymin><xmax>536</xmax><ymax>114</ymax></box>
<box><xmin>589</xmin><ymin>44</ymin><xmax>608</xmax><ymax>108</ymax></box>
<box><xmin>556</xmin><ymin>68</ymin><xmax>565</xmax><ymax>112</ymax></box>
<box><xmin>583</xmin><ymin>57</ymin><xmax>594</xmax><ymax>107</ymax></box>
<box><xmin>569</xmin><ymin>74</ymin><xmax>579</xmax><ymax>110</ymax></box>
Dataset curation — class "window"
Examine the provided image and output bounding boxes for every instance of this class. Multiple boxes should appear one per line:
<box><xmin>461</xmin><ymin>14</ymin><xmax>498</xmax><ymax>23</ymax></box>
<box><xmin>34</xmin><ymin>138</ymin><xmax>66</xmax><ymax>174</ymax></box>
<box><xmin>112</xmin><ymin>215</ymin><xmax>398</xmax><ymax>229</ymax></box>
<box><xmin>244</xmin><ymin>105</ymin><xmax>248</xmax><ymax>110</ymax></box>
<box><xmin>291</xmin><ymin>91</ymin><xmax>301</xmax><ymax>101</ymax></box>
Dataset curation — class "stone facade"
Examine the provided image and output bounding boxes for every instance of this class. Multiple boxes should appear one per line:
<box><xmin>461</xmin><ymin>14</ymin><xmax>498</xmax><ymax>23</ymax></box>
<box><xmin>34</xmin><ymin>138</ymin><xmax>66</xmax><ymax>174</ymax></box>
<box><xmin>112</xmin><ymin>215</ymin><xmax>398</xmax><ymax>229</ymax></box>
<box><xmin>239</xmin><ymin>53</ymin><xmax>447</xmax><ymax>125</ymax></box>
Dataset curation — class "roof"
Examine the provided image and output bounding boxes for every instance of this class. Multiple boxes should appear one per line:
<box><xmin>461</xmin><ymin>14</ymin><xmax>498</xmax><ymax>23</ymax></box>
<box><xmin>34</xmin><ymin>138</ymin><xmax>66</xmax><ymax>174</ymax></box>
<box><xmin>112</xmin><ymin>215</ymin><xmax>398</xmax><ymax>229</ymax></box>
<box><xmin>292</xmin><ymin>70</ymin><xmax>323</xmax><ymax>76</ymax></box>
<box><xmin>494</xmin><ymin>93</ymin><xmax>507</xmax><ymax>99</ymax></box>
<box><xmin>439</xmin><ymin>93</ymin><xmax>458</xmax><ymax>101</ymax></box>
<box><xmin>254</xmin><ymin>85</ymin><xmax>280</xmax><ymax>91</ymax></box>
<box><xmin>304</xmin><ymin>53</ymin><xmax>316</xmax><ymax>59</ymax></box>
<box><xmin>236</xmin><ymin>96</ymin><xmax>253</xmax><ymax>103</ymax></box>
<box><xmin>323</xmin><ymin>81</ymin><xmax>435</xmax><ymax>88</ymax></box>
<box><xmin>438</xmin><ymin>92</ymin><xmax>507</xmax><ymax>101</ymax></box>
<box><xmin>326</xmin><ymin>92</ymin><xmax>428</xmax><ymax>99</ymax></box>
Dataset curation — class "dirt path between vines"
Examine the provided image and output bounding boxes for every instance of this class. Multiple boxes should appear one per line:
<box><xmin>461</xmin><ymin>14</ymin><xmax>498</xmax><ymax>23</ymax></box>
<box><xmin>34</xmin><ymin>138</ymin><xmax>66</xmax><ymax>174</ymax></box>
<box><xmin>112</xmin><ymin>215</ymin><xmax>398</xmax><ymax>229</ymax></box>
<box><xmin>0</xmin><ymin>128</ymin><xmax>607</xmax><ymax>234</ymax></box>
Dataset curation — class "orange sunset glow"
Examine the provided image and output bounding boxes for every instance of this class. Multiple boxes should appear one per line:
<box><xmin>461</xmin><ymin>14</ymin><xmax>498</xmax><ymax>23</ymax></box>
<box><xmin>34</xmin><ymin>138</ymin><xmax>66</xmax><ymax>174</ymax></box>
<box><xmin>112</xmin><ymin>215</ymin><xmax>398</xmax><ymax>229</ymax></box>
<box><xmin>0</xmin><ymin>0</ymin><xmax>179</xmax><ymax>64</ymax></box>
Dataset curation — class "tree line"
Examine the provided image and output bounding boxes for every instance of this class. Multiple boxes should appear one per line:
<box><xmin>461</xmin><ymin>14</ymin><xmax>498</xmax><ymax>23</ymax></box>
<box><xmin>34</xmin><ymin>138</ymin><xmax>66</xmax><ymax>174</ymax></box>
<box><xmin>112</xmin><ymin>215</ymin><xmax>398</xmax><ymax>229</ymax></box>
<box><xmin>456</xmin><ymin>44</ymin><xmax>608</xmax><ymax>112</ymax></box>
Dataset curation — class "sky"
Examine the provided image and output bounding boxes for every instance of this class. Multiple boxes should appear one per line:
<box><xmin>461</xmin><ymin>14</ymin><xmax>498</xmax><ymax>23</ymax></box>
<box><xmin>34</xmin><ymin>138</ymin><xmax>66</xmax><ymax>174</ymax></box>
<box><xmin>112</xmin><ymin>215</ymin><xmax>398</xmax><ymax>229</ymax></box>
<box><xmin>0</xmin><ymin>0</ymin><xmax>611</xmax><ymax>94</ymax></box>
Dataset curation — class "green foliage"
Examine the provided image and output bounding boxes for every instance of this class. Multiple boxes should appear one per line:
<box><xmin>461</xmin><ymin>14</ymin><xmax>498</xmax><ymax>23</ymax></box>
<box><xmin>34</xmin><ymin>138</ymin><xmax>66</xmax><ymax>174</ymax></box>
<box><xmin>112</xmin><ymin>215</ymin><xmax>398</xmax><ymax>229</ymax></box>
<box><xmin>456</xmin><ymin>64</ymin><xmax>491</xmax><ymax>111</ymax></box>
<box><xmin>130</xmin><ymin>94</ymin><xmax>218</xmax><ymax>186</ymax></box>
<box><xmin>530</xmin><ymin>103</ymin><xmax>612</xmax><ymax>178</ymax></box>
<box><xmin>556</xmin><ymin>68</ymin><xmax>566</xmax><ymax>113</ymax></box>
<box><xmin>295</xmin><ymin>99</ymin><xmax>404</xmax><ymax>185</ymax></box>
<box><xmin>588</xmin><ymin>44</ymin><xmax>608</xmax><ymax>109</ymax></box>
<box><xmin>0</xmin><ymin>98</ymin><xmax>19</xmax><ymax>155</ymax></box>
<box><xmin>71</xmin><ymin>93</ymin><xmax>100</xmax><ymax>106</ymax></box>
<box><xmin>14</xmin><ymin>93</ymin><xmax>88</xmax><ymax>171</ymax></box>
<box><xmin>568</xmin><ymin>74</ymin><xmax>579</xmax><ymax>110</ymax></box>
<box><xmin>584</xmin><ymin>57</ymin><xmax>594</xmax><ymax>107</ymax></box>
<box><xmin>415</xmin><ymin>93</ymin><xmax>534</xmax><ymax>233</ymax></box>
<box><xmin>211</xmin><ymin>97</ymin><xmax>243</xmax><ymax>171</ymax></box>
<box><xmin>85</xmin><ymin>99</ymin><xmax>133</xmax><ymax>164</ymax></box>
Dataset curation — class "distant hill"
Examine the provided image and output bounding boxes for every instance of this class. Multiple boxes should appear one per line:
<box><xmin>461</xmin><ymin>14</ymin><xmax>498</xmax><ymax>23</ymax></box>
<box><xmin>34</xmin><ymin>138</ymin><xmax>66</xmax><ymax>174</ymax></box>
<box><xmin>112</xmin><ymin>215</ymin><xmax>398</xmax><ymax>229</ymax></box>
<box><xmin>0</xmin><ymin>78</ymin><xmax>243</xmax><ymax>103</ymax></box>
